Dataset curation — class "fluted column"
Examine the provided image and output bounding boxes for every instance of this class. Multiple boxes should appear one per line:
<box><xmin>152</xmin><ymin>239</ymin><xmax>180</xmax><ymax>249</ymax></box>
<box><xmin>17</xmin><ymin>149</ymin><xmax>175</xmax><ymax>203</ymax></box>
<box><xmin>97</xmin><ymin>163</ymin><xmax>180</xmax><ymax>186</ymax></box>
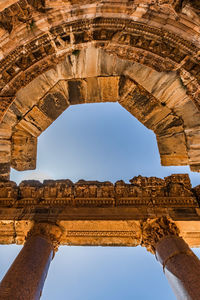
<box><xmin>142</xmin><ymin>217</ymin><xmax>200</xmax><ymax>300</ymax></box>
<box><xmin>0</xmin><ymin>223</ymin><xmax>62</xmax><ymax>300</ymax></box>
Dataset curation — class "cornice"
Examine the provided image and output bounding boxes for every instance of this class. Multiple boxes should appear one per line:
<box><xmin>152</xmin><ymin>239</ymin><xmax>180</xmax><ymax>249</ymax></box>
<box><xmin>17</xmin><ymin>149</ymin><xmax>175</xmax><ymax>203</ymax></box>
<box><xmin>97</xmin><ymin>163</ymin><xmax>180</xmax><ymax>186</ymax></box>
<box><xmin>0</xmin><ymin>174</ymin><xmax>198</xmax><ymax>209</ymax></box>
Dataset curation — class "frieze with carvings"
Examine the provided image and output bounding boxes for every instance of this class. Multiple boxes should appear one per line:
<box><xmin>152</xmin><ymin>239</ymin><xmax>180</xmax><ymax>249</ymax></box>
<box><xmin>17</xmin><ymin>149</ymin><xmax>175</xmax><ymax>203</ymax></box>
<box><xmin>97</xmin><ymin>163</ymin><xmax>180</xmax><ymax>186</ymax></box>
<box><xmin>0</xmin><ymin>16</ymin><xmax>199</xmax><ymax>115</ymax></box>
<box><xmin>0</xmin><ymin>175</ymin><xmax>198</xmax><ymax>208</ymax></box>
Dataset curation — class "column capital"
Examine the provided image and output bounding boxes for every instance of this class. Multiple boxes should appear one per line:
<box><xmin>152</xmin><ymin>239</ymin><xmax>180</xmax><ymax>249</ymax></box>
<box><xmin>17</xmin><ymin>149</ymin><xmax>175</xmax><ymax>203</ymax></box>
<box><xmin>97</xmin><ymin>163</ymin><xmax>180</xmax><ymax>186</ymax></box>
<box><xmin>141</xmin><ymin>217</ymin><xmax>180</xmax><ymax>253</ymax></box>
<box><xmin>26</xmin><ymin>222</ymin><xmax>62</xmax><ymax>252</ymax></box>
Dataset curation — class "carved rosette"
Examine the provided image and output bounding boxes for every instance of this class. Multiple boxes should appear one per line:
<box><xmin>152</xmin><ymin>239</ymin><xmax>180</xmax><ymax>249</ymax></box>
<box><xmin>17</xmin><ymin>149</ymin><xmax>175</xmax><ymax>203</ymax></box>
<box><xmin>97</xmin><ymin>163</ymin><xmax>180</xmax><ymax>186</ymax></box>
<box><xmin>26</xmin><ymin>222</ymin><xmax>62</xmax><ymax>253</ymax></box>
<box><xmin>141</xmin><ymin>217</ymin><xmax>180</xmax><ymax>254</ymax></box>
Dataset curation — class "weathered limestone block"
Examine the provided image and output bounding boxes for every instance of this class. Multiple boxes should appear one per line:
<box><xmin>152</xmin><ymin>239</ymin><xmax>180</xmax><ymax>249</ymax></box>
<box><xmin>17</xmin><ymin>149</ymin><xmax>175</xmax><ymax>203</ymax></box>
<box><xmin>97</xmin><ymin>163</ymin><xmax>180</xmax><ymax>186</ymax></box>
<box><xmin>0</xmin><ymin>221</ymin><xmax>15</xmax><ymax>244</ymax></box>
<box><xmin>15</xmin><ymin>220</ymin><xmax>33</xmax><ymax>244</ymax></box>
<box><xmin>67</xmin><ymin>79</ymin><xmax>87</xmax><ymax>105</ymax></box>
<box><xmin>193</xmin><ymin>184</ymin><xmax>200</xmax><ymax>203</ymax></box>
<box><xmin>38</xmin><ymin>82</ymin><xmax>69</xmax><ymax>120</ymax></box>
<box><xmin>0</xmin><ymin>108</ymin><xmax>17</xmax><ymax>139</ymax></box>
<box><xmin>74</xmin><ymin>180</ymin><xmax>115</xmax><ymax>206</ymax></box>
<box><xmin>14</xmin><ymin>74</ymin><xmax>55</xmax><ymax>116</ymax></box>
<box><xmin>129</xmin><ymin>176</ymin><xmax>165</xmax><ymax>197</ymax></box>
<box><xmin>11</xmin><ymin>131</ymin><xmax>37</xmax><ymax>171</ymax></box>
<box><xmin>157</xmin><ymin>132</ymin><xmax>188</xmax><ymax>166</ymax></box>
<box><xmin>99</xmin><ymin>76</ymin><xmax>119</xmax><ymax>102</ymax></box>
<box><xmin>119</xmin><ymin>77</ymin><xmax>172</xmax><ymax>131</ymax></box>
<box><xmin>19</xmin><ymin>180</ymin><xmax>43</xmax><ymax>200</ymax></box>
<box><xmin>85</xmin><ymin>77</ymin><xmax>101</xmax><ymax>102</ymax></box>
<box><xmin>43</xmin><ymin>181</ymin><xmax>60</xmax><ymax>198</ymax></box>
<box><xmin>60</xmin><ymin>220</ymin><xmax>142</xmax><ymax>247</ymax></box>
<box><xmin>168</xmin><ymin>174</ymin><xmax>191</xmax><ymax>195</ymax></box>
<box><xmin>0</xmin><ymin>181</ymin><xmax>17</xmax><ymax>206</ymax></box>
<box><xmin>0</xmin><ymin>139</ymin><xmax>11</xmax><ymax>180</ymax></box>
<box><xmin>185</xmin><ymin>127</ymin><xmax>200</xmax><ymax>170</ymax></box>
<box><xmin>115</xmin><ymin>180</ymin><xmax>129</xmax><ymax>198</ymax></box>
<box><xmin>154</xmin><ymin>114</ymin><xmax>183</xmax><ymax>136</ymax></box>
<box><xmin>18</xmin><ymin>180</ymin><xmax>75</xmax><ymax>206</ymax></box>
<box><xmin>72</xmin><ymin>47</ymin><xmax>100</xmax><ymax>78</ymax></box>
<box><xmin>15</xmin><ymin>106</ymin><xmax>52</xmax><ymax>137</ymax></box>
<box><xmin>176</xmin><ymin>220</ymin><xmax>200</xmax><ymax>247</ymax></box>
<box><xmin>42</xmin><ymin>180</ymin><xmax>73</xmax><ymax>198</ymax></box>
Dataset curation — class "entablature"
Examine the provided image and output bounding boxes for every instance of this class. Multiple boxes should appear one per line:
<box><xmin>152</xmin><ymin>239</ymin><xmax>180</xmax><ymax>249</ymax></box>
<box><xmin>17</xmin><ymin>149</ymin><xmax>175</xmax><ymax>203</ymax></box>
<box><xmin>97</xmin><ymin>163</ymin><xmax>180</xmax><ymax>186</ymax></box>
<box><xmin>0</xmin><ymin>174</ymin><xmax>200</xmax><ymax>247</ymax></box>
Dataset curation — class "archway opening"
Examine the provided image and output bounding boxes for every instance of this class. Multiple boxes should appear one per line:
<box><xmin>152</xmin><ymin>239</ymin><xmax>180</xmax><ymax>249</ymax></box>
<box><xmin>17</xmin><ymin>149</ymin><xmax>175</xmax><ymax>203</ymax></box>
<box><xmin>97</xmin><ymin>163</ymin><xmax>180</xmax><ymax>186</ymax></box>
<box><xmin>10</xmin><ymin>102</ymin><xmax>199</xmax><ymax>186</ymax></box>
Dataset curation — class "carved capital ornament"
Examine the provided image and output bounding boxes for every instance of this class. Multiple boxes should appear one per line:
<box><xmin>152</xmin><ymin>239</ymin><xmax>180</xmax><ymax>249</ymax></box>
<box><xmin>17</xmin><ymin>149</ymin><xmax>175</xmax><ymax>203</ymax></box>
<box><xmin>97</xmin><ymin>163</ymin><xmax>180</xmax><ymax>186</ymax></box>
<box><xmin>26</xmin><ymin>222</ymin><xmax>62</xmax><ymax>253</ymax></box>
<box><xmin>141</xmin><ymin>217</ymin><xmax>180</xmax><ymax>253</ymax></box>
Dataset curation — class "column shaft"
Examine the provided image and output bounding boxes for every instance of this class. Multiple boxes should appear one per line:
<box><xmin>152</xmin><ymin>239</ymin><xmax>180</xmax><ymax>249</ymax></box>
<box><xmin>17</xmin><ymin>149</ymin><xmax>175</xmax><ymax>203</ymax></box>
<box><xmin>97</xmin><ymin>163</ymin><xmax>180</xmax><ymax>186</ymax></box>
<box><xmin>0</xmin><ymin>235</ymin><xmax>54</xmax><ymax>300</ymax></box>
<box><xmin>156</xmin><ymin>236</ymin><xmax>200</xmax><ymax>300</ymax></box>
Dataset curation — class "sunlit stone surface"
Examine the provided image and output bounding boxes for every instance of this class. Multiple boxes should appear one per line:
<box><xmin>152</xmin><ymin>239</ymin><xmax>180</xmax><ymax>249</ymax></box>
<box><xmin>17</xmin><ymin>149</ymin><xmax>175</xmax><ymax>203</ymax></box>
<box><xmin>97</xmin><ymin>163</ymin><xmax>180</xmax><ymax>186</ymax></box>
<box><xmin>0</xmin><ymin>0</ymin><xmax>200</xmax><ymax>179</ymax></box>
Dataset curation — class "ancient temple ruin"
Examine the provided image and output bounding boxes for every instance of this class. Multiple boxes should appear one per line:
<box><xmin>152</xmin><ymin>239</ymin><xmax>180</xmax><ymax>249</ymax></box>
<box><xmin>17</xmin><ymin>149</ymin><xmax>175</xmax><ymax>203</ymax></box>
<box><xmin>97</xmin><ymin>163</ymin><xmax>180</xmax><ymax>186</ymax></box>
<box><xmin>0</xmin><ymin>0</ymin><xmax>200</xmax><ymax>299</ymax></box>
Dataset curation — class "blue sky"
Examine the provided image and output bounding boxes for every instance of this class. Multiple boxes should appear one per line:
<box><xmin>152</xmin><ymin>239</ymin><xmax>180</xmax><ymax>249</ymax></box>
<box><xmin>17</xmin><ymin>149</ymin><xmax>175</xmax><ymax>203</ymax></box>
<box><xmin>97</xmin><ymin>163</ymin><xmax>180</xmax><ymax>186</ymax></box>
<box><xmin>0</xmin><ymin>102</ymin><xmax>199</xmax><ymax>299</ymax></box>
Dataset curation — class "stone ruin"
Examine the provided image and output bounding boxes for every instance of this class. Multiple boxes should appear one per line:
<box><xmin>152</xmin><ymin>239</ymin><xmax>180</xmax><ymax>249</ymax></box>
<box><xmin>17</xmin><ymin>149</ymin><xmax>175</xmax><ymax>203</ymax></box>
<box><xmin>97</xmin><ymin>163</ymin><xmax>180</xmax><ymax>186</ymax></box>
<box><xmin>0</xmin><ymin>0</ymin><xmax>200</xmax><ymax>299</ymax></box>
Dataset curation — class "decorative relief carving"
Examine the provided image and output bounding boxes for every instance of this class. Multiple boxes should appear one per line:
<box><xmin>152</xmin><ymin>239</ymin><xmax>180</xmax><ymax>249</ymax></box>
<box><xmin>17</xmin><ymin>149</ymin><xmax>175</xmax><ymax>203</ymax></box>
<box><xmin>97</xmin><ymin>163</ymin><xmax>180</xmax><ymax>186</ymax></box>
<box><xmin>0</xmin><ymin>15</ymin><xmax>199</xmax><ymax>114</ymax></box>
<box><xmin>26</xmin><ymin>222</ymin><xmax>62</xmax><ymax>252</ymax></box>
<box><xmin>0</xmin><ymin>181</ymin><xmax>17</xmax><ymax>206</ymax></box>
<box><xmin>141</xmin><ymin>217</ymin><xmax>180</xmax><ymax>253</ymax></box>
<box><xmin>165</xmin><ymin>174</ymin><xmax>193</xmax><ymax>197</ymax></box>
<box><xmin>67</xmin><ymin>231</ymin><xmax>134</xmax><ymax>237</ymax></box>
<box><xmin>0</xmin><ymin>174</ymin><xmax>198</xmax><ymax>208</ymax></box>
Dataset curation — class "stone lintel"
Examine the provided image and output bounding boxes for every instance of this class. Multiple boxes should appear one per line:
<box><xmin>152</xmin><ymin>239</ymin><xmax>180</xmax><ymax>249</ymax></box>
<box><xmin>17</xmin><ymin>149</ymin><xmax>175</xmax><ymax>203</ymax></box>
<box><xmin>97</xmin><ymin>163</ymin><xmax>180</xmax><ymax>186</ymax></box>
<box><xmin>0</xmin><ymin>219</ymin><xmax>200</xmax><ymax>248</ymax></box>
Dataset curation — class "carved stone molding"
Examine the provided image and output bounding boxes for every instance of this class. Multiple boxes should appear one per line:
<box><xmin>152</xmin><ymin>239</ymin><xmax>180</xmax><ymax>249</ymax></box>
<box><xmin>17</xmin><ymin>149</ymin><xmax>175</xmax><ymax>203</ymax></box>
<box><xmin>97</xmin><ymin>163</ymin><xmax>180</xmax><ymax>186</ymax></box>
<box><xmin>141</xmin><ymin>217</ymin><xmax>180</xmax><ymax>253</ymax></box>
<box><xmin>0</xmin><ymin>174</ymin><xmax>197</xmax><ymax>208</ymax></box>
<box><xmin>26</xmin><ymin>222</ymin><xmax>62</xmax><ymax>252</ymax></box>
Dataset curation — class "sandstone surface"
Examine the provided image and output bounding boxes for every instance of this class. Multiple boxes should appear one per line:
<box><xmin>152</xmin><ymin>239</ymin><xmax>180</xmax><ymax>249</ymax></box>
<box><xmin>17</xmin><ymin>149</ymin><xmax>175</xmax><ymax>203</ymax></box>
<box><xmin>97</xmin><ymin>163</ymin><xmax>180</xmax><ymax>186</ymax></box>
<box><xmin>0</xmin><ymin>1</ymin><xmax>199</xmax><ymax>178</ymax></box>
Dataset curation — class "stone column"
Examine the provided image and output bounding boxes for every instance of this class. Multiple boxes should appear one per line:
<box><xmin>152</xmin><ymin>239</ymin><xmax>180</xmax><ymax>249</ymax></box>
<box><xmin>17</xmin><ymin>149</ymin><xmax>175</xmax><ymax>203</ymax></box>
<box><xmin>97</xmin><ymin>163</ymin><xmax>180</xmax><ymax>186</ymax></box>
<box><xmin>0</xmin><ymin>223</ymin><xmax>62</xmax><ymax>300</ymax></box>
<box><xmin>142</xmin><ymin>217</ymin><xmax>200</xmax><ymax>300</ymax></box>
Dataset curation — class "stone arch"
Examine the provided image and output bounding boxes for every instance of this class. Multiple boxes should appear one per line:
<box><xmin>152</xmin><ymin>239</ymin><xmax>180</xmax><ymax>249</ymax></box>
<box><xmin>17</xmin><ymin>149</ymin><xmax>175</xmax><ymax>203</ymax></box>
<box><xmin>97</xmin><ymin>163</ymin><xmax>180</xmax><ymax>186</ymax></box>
<box><xmin>0</xmin><ymin>1</ymin><xmax>200</xmax><ymax>118</ymax></box>
<box><xmin>0</xmin><ymin>0</ymin><xmax>200</xmax><ymax>179</ymax></box>
<box><xmin>0</xmin><ymin>46</ymin><xmax>199</xmax><ymax>179</ymax></box>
